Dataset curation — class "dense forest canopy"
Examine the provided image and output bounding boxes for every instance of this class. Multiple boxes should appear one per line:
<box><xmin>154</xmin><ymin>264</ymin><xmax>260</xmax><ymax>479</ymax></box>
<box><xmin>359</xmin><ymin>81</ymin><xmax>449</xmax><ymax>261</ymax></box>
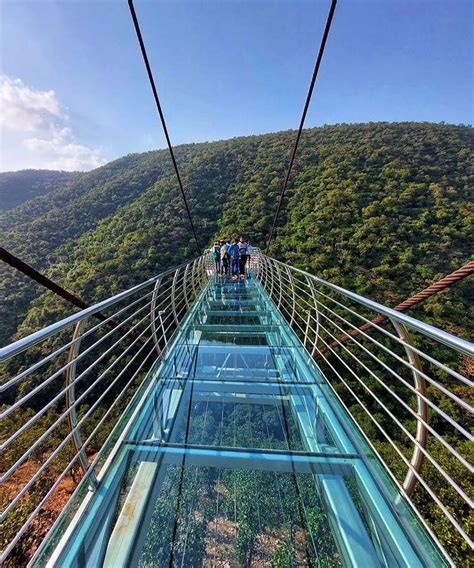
<box><xmin>0</xmin><ymin>169</ymin><xmax>79</xmax><ymax>212</ymax></box>
<box><xmin>1</xmin><ymin>122</ymin><xmax>472</xmax><ymax>346</ymax></box>
<box><xmin>0</xmin><ymin>121</ymin><xmax>472</xmax><ymax>566</ymax></box>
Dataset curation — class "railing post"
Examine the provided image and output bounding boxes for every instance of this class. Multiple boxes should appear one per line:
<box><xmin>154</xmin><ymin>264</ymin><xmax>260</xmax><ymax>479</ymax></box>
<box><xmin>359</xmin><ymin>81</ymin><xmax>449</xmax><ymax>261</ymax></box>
<box><xmin>200</xmin><ymin>254</ymin><xmax>208</xmax><ymax>287</ymax></box>
<box><xmin>258</xmin><ymin>253</ymin><xmax>266</xmax><ymax>289</ymax></box>
<box><xmin>272</xmin><ymin>261</ymin><xmax>284</xmax><ymax>309</ymax></box>
<box><xmin>284</xmin><ymin>264</ymin><xmax>297</xmax><ymax>329</ymax></box>
<box><xmin>171</xmin><ymin>267</ymin><xmax>181</xmax><ymax>328</ymax></box>
<box><xmin>190</xmin><ymin>258</ymin><xmax>198</xmax><ymax>300</ymax></box>
<box><xmin>277</xmin><ymin>265</ymin><xmax>284</xmax><ymax>310</ymax></box>
<box><xmin>267</xmin><ymin>257</ymin><xmax>276</xmax><ymax>301</ymax></box>
<box><xmin>150</xmin><ymin>277</ymin><xmax>163</xmax><ymax>356</ymax></box>
<box><xmin>263</xmin><ymin>255</ymin><xmax>272</xmax><ymax>294</ymax></box>
<box><xmin>390</xmin><ymin>318</ymin><xmax>429</xmax><ymax>497</ymax></box>
<box><xmin>304</xmin><ymin>274</ymin><xmax>320</xmax><ymax>357</ymax></box>
<box><xmin>183</xmin><ymin>263</ymin><xmax>190</xmax><ymax>309</ymax></box>
<box><xmin>195</xmin><ymin>256</ymin><xmax>204</xmax><ymax>293</ymax></box>
<box><xmin>65</xmin><ymin>319</ymin><xmax>98</xmax><ymax>488</ymax></box>
<box><xmin>304</xmin><ymin>310</ymin><xmax>311</xmax><ymax>350</ymax></box>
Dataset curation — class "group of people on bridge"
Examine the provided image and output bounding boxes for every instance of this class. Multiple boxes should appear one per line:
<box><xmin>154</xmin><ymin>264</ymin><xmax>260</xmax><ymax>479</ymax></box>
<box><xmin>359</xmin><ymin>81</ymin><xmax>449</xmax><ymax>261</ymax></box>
<box><xmin>210</xmin><ymin>237</ymin><xmax>252</xmax><ymax>280</ymax></box>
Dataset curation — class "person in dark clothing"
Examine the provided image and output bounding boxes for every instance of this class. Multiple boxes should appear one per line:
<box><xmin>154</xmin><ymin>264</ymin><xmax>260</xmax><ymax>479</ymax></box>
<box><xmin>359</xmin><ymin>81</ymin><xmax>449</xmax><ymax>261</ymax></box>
<box><xmin>220</xmin><ymin>240</ymin><xmax>230</xmax><ymax>276</ymax></box>
<box><xmin>238</xmin><ymin>237</ymin><xmax>251</xmax><ymax>279</ymax></box>
<box><xmin>228</xmin><ymin>238</ymin><xmax>240</xmax><ymax>280</ymax></box>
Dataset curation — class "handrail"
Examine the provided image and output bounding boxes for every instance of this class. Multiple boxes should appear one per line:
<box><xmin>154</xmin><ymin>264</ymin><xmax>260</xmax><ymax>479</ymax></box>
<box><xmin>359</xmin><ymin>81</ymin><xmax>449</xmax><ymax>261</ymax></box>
<box><xmin>0</xmin><ymin>256</ymin><xmax>209</xmax><ymax>565</ymax></box>
<box><xmin>0</xmin><ymin>257</ymin><xmax>198</xmax><ymax>362</ymax></box>
<box><xmin>253</xmin><ymin>249</ymin><xmax>473</xmax><ymax>556</ymax></box>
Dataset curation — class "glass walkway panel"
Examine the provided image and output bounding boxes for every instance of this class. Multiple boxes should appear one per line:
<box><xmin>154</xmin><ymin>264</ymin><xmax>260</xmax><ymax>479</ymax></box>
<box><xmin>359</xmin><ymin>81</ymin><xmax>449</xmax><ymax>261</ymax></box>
<box><xmin>1</xmin><ymin>254</ymin><xmax>471</xmax><ymax>567</ymax></box>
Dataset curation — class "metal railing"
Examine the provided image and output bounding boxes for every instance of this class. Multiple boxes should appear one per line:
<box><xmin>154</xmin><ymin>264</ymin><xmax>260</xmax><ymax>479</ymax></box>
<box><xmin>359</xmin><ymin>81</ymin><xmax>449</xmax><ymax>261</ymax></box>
<box><xmin>0</xmin><ymin>256</ymin><xmax>209</xmax><ymax>564</ymax></box>
<box><xmin>1</xmin><ymin>249</ymin><xmax>472</xmax><ymax>564</ymax></box>
<box><xmin>252</xmin><ymin>250</ymin><xmax>473</xmax><ymax>556</ymax></box>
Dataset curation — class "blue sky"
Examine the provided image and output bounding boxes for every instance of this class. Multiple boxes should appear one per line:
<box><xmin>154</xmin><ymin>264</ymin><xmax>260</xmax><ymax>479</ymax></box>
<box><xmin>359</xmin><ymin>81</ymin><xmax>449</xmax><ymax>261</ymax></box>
<box><xmin>0</xmin><ymin>0</ymin><xmax>472</xmax><ymax>171</ymax></box>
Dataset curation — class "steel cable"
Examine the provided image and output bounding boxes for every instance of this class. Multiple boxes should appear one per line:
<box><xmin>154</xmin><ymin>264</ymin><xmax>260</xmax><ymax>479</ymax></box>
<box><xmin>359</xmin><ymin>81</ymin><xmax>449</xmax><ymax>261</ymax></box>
<box><xmin>128</xmin><ymin>0</ymin><xmax>201</xmax><ymax>254</ymax></box>
<box><xmin>322</xmin><ymin>259</ymin><xmax>474</xmax><ymax>353</ymax></box>
<box><xmin>266</xmin><ymin>0</ymin><xmax>337</xmax><ymax>252</ymax></box>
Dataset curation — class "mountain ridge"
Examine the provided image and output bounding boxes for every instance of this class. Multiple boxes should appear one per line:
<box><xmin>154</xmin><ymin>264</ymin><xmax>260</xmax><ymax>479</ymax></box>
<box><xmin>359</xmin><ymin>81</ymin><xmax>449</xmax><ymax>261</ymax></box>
<box><xmin>1</xmin><ymin>121</ymin><xmax>472</xmax><ymax>565</ymax></box>
<box><xmin>1</xmin><ymin>121</ymin><xmax>472</xmax><ymax>346</ymax></box>
<box><xmin>0</xmin><ymin>169</ymin><xmax>80</xmax><ymax>212</ymax></box>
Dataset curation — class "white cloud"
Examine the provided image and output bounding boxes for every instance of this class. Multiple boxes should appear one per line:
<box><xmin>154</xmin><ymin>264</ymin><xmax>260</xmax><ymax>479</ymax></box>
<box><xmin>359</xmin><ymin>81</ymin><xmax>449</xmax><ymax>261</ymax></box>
<box><xmin>23</xmin><ymin>126</ymin><xmax>105</xmax><ymax>171</ymax></box>
<box><xmin>0</xmin><ymin>76</ymin><xmax>106</xmax><ymax>171</ymax></box>
<box><xmin>0</xmin><ymin>76</ymin><xmax>64</xmax><ymax>132</ymax></box>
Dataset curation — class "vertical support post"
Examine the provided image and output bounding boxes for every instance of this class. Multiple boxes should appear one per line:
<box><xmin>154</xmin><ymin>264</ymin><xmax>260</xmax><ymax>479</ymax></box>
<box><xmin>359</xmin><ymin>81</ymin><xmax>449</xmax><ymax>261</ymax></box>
<box><xmin>150</xmin><ymin>277</ymin><xmax>163</xmax><ymax>356</ymax></box>
<box><xmin>304</xmin><ymin>310</ymin><xmax>311</xmax><ymax>350</ymax></box>
<box><xmin>190</xmin><ymin>258</ymin><xmax>198</xmax><ymax>300</ymax></box>
<box><xmin>276</xmin><ymin>263</ymin><xmax>284</xmax><ymax>310</ymax></box>
<box><xmin>200</xmin><ymin>254</ymin><xmax>207</xmax><ymax>286</ymax></box>
<box><xmin>284</xmin><ymin>264</ymin><xmax>297</xmax><ymax>329</ymax></box>
<box><xmin>304</xmin><ymin>274</ymin><xmax>320</xmax><ymax>357</ymax></box>
<box><xmin>270</xmin><ymin>261</ymin><xmax>285</xmax><ymax>310</ymax></box>
<box><xmin>195</xmin><ymin>256</ymin><xmax>204</xmax><ymax>292</ymax></box>
<box><xmin>267</xmin><ymin>257</ymin><xmax>275</xmax><ymax>301</ymax></box>
<box><xmin>65</xmin><ymin>319</ymin><xmax>98</xmax><ymax>487</ymax></box>
<box><xmin>263</xmin><ymin>257</ymin><xmax>270</xmax><ymax>292</ymax></box>
<box><xmin>258</xmin><ymin>253</ymin><xmax>266</xmax><ymax>290</ymax></box>
<box><xmin>390</xmin><ymin>318</ymin><xmax>428</xmax><ymax>497</ymax></box>
<box><xmin>182</xmin><ymin>263</ymin><xmax>190</xmax><ymax>309</ymax></box>
<box><xmin>170</xmin><ymin>267</ymin><xmax>181</xmax><ymax>328</ymax></box>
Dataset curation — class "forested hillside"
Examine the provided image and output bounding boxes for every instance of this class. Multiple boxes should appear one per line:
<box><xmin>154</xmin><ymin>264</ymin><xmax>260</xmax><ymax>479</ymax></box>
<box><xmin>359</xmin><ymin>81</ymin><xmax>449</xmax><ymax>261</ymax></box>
<box><xmin>1</xmin><ymin>122</ymin><xmax>472</xmax><ymax>347</ymax></box>
<box><xmin>0</xmin><ymin>170</ymin><xmax>79</xmax><ymax>212</ymax></box>
<box><xmin>1</xmin><ymin>121</ymin><xmax>473</xmax><ymax>566</ymax></box>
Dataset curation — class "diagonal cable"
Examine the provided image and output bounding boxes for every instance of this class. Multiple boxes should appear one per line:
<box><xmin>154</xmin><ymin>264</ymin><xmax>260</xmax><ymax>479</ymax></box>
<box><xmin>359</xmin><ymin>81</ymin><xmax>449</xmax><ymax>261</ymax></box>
<box><xmin>128</xmin><ymin>0</ymin><xmax>201</xmax><ymax>254</ymax></box>
<box><xmin>266</xmin><ymin>0</ymin><xmax>337</xmax><ymax>253</ymax></box>
<box><xmin>0</xmin><ymin>247</ymin><xmax>105</xmax><ymax>322</ymax></box>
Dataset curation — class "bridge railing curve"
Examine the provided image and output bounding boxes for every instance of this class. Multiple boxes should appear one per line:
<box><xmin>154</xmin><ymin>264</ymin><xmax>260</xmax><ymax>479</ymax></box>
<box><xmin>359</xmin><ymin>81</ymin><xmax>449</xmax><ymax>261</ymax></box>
<box><xmin>252</xmin><ymin>250</ymin><xmax>473</xmax><ymax>556</ymax></box>
<box><xmin>0</xmin><ymin>256</ymin><xmax>208</xmax><ymax>564</ymax></box>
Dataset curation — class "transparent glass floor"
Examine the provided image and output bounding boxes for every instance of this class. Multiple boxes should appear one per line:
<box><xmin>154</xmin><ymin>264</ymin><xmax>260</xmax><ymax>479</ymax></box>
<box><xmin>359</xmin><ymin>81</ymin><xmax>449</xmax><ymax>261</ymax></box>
<box><xmin>39</xmin><ymin>277</ymin><xmax>450</xmax><ymax>568</ymax></box>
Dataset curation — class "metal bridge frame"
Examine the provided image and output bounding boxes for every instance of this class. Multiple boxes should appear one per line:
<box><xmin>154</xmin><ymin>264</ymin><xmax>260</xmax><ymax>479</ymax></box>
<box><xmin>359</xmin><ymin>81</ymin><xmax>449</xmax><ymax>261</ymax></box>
<box><xmin>0</xmin><ymin>251</ymin><xmax>471</xmax><ymax>566</ymax></box>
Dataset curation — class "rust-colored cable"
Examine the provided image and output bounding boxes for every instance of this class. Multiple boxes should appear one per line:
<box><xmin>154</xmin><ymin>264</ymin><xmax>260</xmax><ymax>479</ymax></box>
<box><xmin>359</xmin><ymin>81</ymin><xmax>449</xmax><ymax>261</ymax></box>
<box><xmin>320</xmin><ymin>260</ymin><xmax>474</xmax><ymax>353</ymax></box>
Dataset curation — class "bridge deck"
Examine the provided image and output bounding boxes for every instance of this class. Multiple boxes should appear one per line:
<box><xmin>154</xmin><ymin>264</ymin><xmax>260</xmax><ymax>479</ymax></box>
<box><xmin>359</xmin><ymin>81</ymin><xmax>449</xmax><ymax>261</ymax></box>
<box><xmin>38</xmin><ymin>277</ymin><xmax>448</xmax><ymax>567</ymax></box>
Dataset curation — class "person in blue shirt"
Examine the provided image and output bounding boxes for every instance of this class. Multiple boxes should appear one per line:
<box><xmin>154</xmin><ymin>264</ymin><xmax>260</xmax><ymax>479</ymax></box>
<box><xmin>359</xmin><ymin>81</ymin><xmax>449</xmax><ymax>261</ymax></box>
<box><xmin>228</xmin><ymin>238</ymin><xmax>240</xmax><ymax>280</ymax></box>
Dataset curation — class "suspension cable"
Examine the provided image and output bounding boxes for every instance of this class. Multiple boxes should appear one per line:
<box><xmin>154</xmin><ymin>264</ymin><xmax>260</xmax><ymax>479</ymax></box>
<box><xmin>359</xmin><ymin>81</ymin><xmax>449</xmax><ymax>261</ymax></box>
<box><xmin>266</xmin><ymin>0</ymin><xmax>337</xmax><ymax>253</ymax></box>
<box><xmin>0</xmin><ymin>247</ymin><xmax>150</xmax><ymax>346</ymax></box>
<box><xmin>320</xmin><ymin>259</ymin><xmax>474</xmax><ymax>353</ymax></box>
<box><xmin>128</xmin><ymin>0</ymin><xmax>201</xmax><ymax>254</ymax></box>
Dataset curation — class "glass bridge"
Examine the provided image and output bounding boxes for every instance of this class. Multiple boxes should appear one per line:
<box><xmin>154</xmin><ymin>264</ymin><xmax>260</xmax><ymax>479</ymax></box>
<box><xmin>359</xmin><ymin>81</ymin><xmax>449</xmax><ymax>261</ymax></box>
<box><xmin>1</xmin><ymin>253</ymin><xmax>471</xmax><ymax>567</ymax></box>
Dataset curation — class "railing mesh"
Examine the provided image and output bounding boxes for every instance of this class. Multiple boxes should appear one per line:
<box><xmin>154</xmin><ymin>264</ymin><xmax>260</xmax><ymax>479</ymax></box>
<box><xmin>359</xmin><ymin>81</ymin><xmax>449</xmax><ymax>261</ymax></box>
<box><xmin>0</xmin><ymin>256</ymin><xmax>209</xmax><ymax>565</ymax></box>
<box><xmin>253</xmin><ymin>251</ymin><xmax>473</xmax><ymax>563</ymax></box>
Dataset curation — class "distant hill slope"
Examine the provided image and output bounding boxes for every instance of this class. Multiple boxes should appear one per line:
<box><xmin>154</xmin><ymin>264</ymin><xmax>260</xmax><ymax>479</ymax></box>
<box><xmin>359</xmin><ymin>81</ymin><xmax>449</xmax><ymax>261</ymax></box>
<box><xmin>1</xmin><ymin>122</ymin><xmax>472</xmax><ymax>346</ymax></box>
<box><xmin>1</xmin><ymin>121</ymin><xmax>472</xmax><ymax>567</ymax></box>
<box><xmin>0</xmin><ymin>169</ymin><xmax>80</xmax><ymax>212</ymax></box>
